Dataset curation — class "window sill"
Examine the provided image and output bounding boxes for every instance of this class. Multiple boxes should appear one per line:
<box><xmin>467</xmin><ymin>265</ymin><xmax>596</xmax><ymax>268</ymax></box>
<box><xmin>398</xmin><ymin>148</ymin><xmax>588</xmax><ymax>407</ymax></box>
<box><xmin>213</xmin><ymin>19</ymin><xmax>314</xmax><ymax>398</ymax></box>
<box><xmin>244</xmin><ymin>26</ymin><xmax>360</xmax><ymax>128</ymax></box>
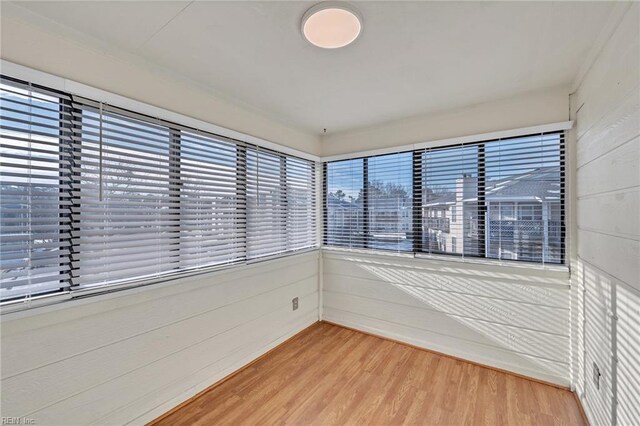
<box><xmin>321</xmin><ymin>246</ymin><xmax>570</xmax><ymax>275</ymax></box>
<box><xmin>1</xmin><ymin>248</ymin><xmax>320</xmax><ymax>318</ymax></box>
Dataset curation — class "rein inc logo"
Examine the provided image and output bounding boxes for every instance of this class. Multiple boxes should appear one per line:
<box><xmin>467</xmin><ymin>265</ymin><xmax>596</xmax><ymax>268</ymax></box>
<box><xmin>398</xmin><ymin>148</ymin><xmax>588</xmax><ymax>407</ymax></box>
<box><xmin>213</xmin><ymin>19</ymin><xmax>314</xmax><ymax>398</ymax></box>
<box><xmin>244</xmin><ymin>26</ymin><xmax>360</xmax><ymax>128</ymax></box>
<box><xmin>1</xmin><ymin>418</ymin><xmax>35</xmax><ymax>425</ymax></box>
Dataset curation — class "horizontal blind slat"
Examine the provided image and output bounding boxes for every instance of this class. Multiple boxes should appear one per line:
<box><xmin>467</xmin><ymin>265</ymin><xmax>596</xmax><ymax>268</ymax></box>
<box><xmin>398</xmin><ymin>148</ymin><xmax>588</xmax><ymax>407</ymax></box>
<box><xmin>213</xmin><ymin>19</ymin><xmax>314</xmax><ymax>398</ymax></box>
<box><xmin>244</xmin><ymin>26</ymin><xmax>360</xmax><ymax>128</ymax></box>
<box><xmin>1</xmin><ymin>75</ymin><xmax>318</xmax><ymax>303</ymax></box>
<box><xmin>324</xmin><ymin>133</ymin><xmax>565</xmax><ymax>264</ymax></box>
<box><xmin>0</xmin><ymin>78</ymin><xmax>71</xmax><ymax>301</ymax></box>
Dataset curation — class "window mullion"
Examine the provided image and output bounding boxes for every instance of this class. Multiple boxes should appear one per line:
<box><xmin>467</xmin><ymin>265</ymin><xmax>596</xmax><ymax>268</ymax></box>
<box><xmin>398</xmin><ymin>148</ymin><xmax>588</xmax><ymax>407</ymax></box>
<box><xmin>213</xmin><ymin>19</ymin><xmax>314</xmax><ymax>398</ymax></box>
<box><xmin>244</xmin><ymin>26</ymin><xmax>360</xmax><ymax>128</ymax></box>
<box><xmin>237</xmin><ymin>146</ymin><xmax>248</xmax><ymax>261</ymax></box>
<box><xmin>169</xmin><ymin>128</ymin><xmax>181</xmax><ymax>270</ymax></box>
<box><xmin>559</xmin><ymin>133</ymin><xmax>566</xmax><ymax>265</ymax></box>
<box><xmin>281</xmin><ymin>155</ymin><xmax>288</xmax><ymax>251</ymax></box>
<box><xmin>412</xmin><ymin>151</ymin><xmax>423</xmax><ymax>253</ymax></box>
<box><xmin>477</xmin><ymin>143</ymin><xmax>487</xmax><ymax>258</ymax></box>
<box><xmin>322</xmin><ymin>162</ymin><xmax>328</xmax><ymax>246</ymax></box>
<box><xmin>362</xmin><ymin>157</ymin><xmax>370</xmax><ymax>249</ymax></box>
<box><xmin>68</xmin><ymin>96</ymin><xmax>83</xmax><ymax>289</ymax></box>
<box><xmin>59</xmin><ymin>96</ymin><xmax>75</xmax><ymax>292</ymax></box>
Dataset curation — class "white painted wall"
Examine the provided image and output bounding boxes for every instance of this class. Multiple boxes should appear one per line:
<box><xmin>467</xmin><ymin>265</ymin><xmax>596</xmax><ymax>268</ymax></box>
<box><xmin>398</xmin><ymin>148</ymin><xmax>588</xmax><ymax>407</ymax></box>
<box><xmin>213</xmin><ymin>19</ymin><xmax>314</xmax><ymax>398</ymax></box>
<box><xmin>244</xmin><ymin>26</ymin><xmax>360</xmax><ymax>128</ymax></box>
<box><xmin>0</xmin><ymin>6</ymin><xmax>321</xmax><ymax>156</ymax></box>
<box><xmin>0</xmin><ymin>252</ymin><xmax>320</xmax><ymax>425</ymax></box>
<box><xmin>320</xmin><ymin>86</ymin><xmax>570</xmax><ymax>157</ymax></box>
<box><xmin>570</xmin><ymin>3</ymin><xmax>640</xmax><ymax>425</ymax></box>
<box><xmin>322</xmin><ymin>251</ymin><xmax>571</xmax><ymax>386</ymax></box>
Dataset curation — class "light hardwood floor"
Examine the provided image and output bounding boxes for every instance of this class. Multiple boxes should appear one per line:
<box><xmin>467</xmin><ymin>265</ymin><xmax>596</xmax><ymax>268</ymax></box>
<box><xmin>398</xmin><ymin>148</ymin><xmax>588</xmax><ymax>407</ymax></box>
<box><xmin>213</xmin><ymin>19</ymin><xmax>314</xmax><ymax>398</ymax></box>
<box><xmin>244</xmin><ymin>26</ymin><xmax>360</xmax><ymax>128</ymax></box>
<box><xmin>151</xmin><ymin>322</ymin><xmax>586</xmax><ymax>425</ymax></box>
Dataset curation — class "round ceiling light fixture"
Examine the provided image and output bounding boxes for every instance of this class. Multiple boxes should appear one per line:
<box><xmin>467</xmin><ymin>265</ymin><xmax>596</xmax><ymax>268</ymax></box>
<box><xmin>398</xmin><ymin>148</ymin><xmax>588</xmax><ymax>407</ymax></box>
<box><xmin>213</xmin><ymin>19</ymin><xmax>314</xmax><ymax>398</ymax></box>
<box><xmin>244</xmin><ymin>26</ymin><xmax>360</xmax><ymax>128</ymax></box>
<box><xmin>302</xmin><ymin>2</ymin><xmax>362</xmax><ymax>49</ymax></box>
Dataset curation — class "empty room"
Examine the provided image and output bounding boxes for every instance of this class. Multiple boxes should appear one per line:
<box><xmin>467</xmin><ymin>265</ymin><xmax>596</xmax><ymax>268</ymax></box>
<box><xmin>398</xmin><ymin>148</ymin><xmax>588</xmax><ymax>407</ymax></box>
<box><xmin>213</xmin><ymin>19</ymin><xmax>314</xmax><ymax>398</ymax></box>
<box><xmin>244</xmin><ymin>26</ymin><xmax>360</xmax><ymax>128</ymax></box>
<box><xmin>0</xmin><ymin>1</ymin><xmax>638</xmax><ymax>425</ymax></box>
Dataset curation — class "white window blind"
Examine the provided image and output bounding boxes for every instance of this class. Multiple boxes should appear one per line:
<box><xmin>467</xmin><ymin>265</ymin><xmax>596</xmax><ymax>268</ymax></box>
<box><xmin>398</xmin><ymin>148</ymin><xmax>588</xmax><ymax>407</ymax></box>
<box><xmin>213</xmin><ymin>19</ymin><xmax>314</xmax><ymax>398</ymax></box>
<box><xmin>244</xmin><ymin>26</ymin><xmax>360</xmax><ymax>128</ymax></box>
<box><xmin>324</xmin><ymin>158</ymin><xmax>365</xmax><ymax>248</ymax></box>
<box><xmin>72</xmin><ymin>99</ymin><xmax>180</xmax><ymax>286</ymax></box>
<box><xmin>178</xmin><ymin>130</ymin><xmax>246</xmax><ymax>269</ymax></box>
<box><xmin>285</xmin><ymin>156</ymin><xmax>317</xmax><ymax>253</ymax></box>
<box><xmin>324</xmin><ymin>133</ymin><xmax>565</xmax><ymax>264</ymax></box>
<box><xmin>323</xmin><ymin>153</ymin><xmax>414</xmax><ymax>252</ymax></box>
<box><xmin>247</xmin><ymin>147</ymin><xmax>317</xmax><ymax>259</ymax></box>
<box><xmin>247</xmin><ymin>147</ymin><xmax>286</xmax><ymax>258</ymax></box>
<box><xmin>482</xmin><ymin>133</ymin><xmax>565</xmax><ymax>263</ymax></box>
<box><xmin>0</xmin><ymin>78</ymin><xmax>72</xmax><ymax>301</ymax></box>
<box><xmin>367</xmin><ymin>153</ymin><xmax>413</xmax><ymax>252</ymax></box>
<box><xmin>420</xmin><ymin>144</ymin><xmax>482</xmax><ymax>257</ymax></box>
<box><xmin>0</xmin><ymin>76</ymin><xmax>318</xmax><ymax>304</ymax></box>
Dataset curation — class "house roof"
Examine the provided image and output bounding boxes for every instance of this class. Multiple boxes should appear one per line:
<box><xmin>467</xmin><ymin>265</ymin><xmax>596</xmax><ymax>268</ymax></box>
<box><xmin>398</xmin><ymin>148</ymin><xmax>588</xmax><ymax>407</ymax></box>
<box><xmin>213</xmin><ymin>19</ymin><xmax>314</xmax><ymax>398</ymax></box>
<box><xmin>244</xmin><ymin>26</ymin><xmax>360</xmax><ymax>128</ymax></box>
<box><xmin>422</xmin><ymin>166</ymin><xmax>561</xmax><ymax>207</ymax></box>
<box><xmin>327</xmin><ymin>193</ymin><xmax>360</xmax><ymax>209</ymax></box>
<box><xmin>423</xmin><ymin>192</ymin><xmax>456</xmax><ymax>207</ymax></box>
<box><xmin>328</xmin><ymin>166</ymin><xmax>561</xmax><ymax>210</ymax></box>
<box><xmin>484</xmin><ymin>166</ymin><xmax>561</xmax><ymax>202</ymax></box>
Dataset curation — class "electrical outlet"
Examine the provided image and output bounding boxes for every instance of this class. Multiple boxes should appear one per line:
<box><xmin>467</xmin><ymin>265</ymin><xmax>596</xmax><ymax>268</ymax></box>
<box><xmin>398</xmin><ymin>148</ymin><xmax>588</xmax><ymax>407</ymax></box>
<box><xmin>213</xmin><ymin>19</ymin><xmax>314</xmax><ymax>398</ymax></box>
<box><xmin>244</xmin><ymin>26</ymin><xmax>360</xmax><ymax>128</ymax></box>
<box><xmin>593</xmin><ymin>362</ymin><xmax>601</xmax><ymax>390</ymax></box>
<box><xmin>292</xmin><ymin>297</ymin><xmax>299</xmax><ymax>311</ymax></box>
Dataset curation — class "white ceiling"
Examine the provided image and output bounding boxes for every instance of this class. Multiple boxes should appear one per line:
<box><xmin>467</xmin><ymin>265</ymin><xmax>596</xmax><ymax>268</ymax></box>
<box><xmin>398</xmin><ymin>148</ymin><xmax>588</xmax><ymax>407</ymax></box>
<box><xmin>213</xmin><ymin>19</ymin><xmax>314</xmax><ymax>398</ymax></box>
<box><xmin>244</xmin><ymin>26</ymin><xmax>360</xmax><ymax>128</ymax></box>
<box><xmin>8</xmin><ymin>1</ymin><xmax>614</xmax><ymax>135</ymax></box>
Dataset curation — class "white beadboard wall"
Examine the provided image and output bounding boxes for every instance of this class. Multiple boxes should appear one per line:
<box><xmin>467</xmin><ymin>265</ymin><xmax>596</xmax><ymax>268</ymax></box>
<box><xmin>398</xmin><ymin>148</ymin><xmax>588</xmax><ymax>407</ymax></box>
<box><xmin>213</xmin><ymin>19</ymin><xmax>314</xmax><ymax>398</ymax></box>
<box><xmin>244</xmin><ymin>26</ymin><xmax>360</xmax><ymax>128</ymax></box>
<box><xmin>0</xmin><ymin>251</ymin><xmax>320</xmax><ymax>425</ymax></box>
<box><xmin>321</xmin><ymin>251</ymin><xmax>572</xmax><ymax>386</ymax></box>
<box><xmin>570</xmin><ymin>3</ymin><xmax>640</xmax><ymax>426</ymax></box>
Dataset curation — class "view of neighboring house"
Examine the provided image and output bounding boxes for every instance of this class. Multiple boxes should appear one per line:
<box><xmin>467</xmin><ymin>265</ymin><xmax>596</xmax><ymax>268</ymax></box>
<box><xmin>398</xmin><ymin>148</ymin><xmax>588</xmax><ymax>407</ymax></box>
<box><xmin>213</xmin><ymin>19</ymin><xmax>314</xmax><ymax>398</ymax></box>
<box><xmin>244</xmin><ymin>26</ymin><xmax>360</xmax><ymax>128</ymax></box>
<box><xmin>326</xmin><ymin>182</ymin><xmax>412</xmax><ymax>250</ymax></box>
<box><xmin>422</xmin><ymin>166</ymin><xmax>563</xmax><ymax>263</ymax></box>
<box><xmin>327</xmin><ymin>166</ymin><xmax>563</xmax><ymax>263</ymax></box>
<box><xmin>326</xmin><ymin>192</ymin><xmax>365</xmax><ymax>247</ymax></box>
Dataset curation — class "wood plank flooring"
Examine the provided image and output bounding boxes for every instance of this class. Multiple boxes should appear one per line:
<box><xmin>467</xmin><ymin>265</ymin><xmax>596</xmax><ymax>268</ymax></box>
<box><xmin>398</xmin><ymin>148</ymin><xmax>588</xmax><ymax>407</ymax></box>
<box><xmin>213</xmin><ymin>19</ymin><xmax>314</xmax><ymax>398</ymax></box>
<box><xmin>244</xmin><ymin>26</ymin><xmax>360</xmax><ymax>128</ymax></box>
<box><xmin>151</xmin><ymin>322</ymin><xmax>586</xmax><ymax>426</ymax></box>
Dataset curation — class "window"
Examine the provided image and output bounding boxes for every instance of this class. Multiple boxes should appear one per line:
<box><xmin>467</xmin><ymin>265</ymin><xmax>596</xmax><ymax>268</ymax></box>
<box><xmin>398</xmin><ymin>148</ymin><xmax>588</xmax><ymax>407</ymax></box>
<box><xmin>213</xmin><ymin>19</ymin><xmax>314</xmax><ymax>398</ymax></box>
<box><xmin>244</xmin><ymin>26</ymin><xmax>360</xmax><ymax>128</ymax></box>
<box><xmin>0</xmin><ymin>79</ymin><xmax>72</xmax><ymax>301</ymax></box>
<box><xmin>324</xmin><ymin>158</ymin><xmax>364</xmax><ymax>248</ymax></box>
<box><xmin>484</xmin><ymin>134</ymin><xmax>564</xmax><ymax>263</ymax></box>
<box><xmin>0</xmin><ymin>76</ymin><xmax>318</xmax><ymax>304</ymax></box>
<box><xmin>368</xmin><ymin>153</ymin><xmax>412</xmax><ymax>251</ymax></box>
<box><xmin>285</xmin><ymin>156</ymin><xmax>317</xmax><ymax>253</ymax></box>
<box><xmin>324</xmin><ymin>133</ymin><xmax>565</xmax><ymax>264</ymax></box>
<box><xmin>247</xmin><ymin>148</ymin><xmax>317</xmax><ymax>259</ymax></box>
<box><xmin>74</xmin><ymin>101</ymin><xmax>179</xmax><ymax>286</ymax></box>
<box><xmin>177</xmin><ymin>130</ymin><xmax>245</xmax><ymax>269</ymax></box>
<box><xmin>323</xmin><ymin>153</ymin><xmax>412</xmax><ymax>252</ymax></box>
<box><xmin>420</xmin><ymin>145</ymin><xmax>480</xmax><ymax>256</ymax></box>
<box><xmin>247</xmin><ymin>148</ymin><xmax>285</xmax><ymax>258</ymax></box>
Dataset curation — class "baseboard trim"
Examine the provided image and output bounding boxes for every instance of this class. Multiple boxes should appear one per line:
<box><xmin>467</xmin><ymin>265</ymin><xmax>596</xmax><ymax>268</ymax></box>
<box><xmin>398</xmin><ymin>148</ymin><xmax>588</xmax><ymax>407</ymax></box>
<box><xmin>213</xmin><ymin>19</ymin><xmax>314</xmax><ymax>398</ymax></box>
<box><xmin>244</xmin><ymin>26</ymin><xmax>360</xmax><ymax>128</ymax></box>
<box><xmin>147</xmin><ymin>320</ymin><xmax>320</xmax><ymax>425</ymax></box>
<box><xmin>321</xmin><ymin>319</ymin><xmax>571</xmax><ymax>391</ymax></box>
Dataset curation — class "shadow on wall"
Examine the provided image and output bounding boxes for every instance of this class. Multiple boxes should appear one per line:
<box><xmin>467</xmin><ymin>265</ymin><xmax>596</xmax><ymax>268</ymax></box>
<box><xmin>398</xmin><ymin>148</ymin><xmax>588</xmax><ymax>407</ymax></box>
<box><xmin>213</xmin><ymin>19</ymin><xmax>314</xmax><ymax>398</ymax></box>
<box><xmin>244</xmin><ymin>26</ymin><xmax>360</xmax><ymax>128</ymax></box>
<box><xmin>323</xmin><ymin>254</ymin><xmax>571</xmax><ymax>382</ymax></box>
<box><xmin>576</xmin><ymin>259</ymin><xmax>640</xmax><ymax>426</ymax></box>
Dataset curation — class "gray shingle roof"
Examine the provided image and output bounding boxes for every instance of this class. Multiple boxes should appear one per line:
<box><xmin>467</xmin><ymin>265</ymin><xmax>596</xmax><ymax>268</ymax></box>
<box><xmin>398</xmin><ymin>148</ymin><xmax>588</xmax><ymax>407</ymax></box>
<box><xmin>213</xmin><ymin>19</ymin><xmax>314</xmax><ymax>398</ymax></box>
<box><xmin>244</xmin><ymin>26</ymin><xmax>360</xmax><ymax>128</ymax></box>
<box><xmin>422</xmin><ymin>166</ymin><xmax>561</xmax><ymax>207</ymax></box>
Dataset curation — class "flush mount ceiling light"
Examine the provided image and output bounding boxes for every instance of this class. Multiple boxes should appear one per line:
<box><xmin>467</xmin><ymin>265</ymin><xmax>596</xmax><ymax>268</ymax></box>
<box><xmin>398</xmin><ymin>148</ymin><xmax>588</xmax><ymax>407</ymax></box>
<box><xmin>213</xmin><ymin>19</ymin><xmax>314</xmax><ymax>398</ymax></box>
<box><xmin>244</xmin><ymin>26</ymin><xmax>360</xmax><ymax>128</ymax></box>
<box><xmin>302</xmin><ymin>2</ymin><xmax>362</xmax><ymax>49</ymax></box>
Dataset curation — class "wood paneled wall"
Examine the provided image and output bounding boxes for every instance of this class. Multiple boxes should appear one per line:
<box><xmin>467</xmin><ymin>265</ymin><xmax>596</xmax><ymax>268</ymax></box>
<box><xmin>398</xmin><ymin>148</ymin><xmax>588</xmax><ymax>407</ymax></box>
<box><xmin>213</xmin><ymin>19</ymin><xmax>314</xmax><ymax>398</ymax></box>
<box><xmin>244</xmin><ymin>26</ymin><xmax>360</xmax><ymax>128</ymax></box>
<box><xmin>0</xmin><ymin>252</ymin><xmax>320</xmax><ymax>425</ymax></box>
<box><xmin>571</xmin><ymin>3</ymin><xmax>640</xmax><ymax>425</ymax></box>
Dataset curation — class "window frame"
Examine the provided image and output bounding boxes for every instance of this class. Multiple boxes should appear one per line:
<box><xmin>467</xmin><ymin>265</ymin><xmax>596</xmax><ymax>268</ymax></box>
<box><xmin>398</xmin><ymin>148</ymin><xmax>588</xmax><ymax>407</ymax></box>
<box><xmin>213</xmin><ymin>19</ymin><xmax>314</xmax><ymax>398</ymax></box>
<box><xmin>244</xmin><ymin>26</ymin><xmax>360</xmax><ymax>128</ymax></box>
<box><xmin>0</xmin><ymin>78</ymin><xmax>75</xmax><ymax>302</ymax></box>
<box><xmin>323</xmin><ymin>131</ymin><xmax>566</xmax><ymax>266</ymax></box>
<box><xmin>0</xmin><ymin>75</ymin><xmax>319</xmax><ymax>310</ymax></box>
<box><xmin>0</xmin><ymin>64</ymin><xmax>570</xmax><ymax>313</ymax></box>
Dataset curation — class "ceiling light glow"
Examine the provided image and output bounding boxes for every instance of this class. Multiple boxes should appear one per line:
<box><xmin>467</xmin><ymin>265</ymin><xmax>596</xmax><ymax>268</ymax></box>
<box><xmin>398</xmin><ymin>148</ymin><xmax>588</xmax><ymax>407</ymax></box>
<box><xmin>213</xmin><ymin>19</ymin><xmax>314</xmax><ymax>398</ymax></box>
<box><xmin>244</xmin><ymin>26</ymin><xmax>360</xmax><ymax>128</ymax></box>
<box><xmin>302</xmin><ymin>3</ymin><xmax>362</xmax><ymax>49</ymax></box>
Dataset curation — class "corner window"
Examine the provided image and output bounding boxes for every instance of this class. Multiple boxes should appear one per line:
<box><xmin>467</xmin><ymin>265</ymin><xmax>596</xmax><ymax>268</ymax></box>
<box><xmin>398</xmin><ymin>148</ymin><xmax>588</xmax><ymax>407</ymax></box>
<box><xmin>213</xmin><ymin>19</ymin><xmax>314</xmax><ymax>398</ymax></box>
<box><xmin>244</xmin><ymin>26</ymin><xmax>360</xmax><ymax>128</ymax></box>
<box><xmin>0</xmin><ymin>76</ymin><xmax>318</xmax><ymax>305</ymax></box>
<box><xmin>324</xmin><ymin>132</ymin><xmax>565</xmax><ymax>264</ymax></box>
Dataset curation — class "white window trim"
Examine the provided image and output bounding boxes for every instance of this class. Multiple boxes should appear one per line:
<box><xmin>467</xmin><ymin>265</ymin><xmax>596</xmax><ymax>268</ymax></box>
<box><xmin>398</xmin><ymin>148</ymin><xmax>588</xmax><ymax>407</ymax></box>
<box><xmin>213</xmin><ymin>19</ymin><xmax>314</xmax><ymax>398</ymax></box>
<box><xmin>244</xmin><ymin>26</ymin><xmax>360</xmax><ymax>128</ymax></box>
<box><xmin>321</xmin><ymin>121</ymin><xmax>573</xmax><ymax>162</ymax></box>
<box><xmin>321</xmin><ymin>246</ymin><xmax>570</xmax><ymax>274</ymax></box>
<box><xmin>1</xmin><ymin>249</ymin><xmax>321</xmax><ymax>319</ymax></box>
